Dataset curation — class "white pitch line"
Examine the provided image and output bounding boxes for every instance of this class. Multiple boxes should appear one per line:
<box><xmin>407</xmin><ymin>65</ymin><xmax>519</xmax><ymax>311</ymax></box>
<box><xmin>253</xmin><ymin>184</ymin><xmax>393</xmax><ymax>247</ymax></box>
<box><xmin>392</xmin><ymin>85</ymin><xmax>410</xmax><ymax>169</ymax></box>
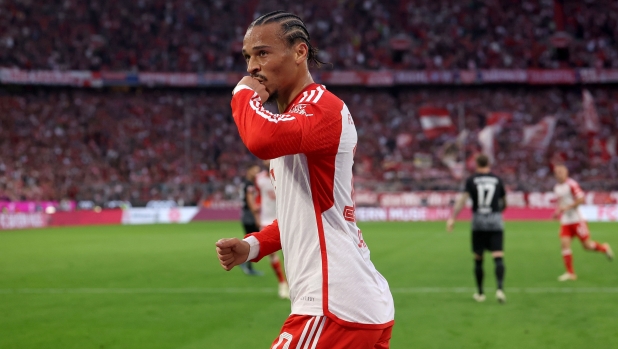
<box><xmin>0</xmin><ymin>287</ymin><xmax>618</xmax><ymax>294</ymax></box>
<box><xmin>390</xmin><ymin>287</ymin><xmax>618</xmax><ymax>294</ymax></box>
<box><xmin>0</xmin><ymin>288</ymin><xmax>276</xmax><ymax>294</ymax></box>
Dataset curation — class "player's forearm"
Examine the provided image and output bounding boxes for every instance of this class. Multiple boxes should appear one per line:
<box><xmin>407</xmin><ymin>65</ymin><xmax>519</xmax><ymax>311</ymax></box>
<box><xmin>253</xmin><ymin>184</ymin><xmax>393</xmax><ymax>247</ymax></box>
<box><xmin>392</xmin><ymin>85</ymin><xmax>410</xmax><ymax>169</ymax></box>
<box><xmin>451</xmin><ymin>195</ymin><xmax>467</xmax><ymax>219</ymax></box>
<box><xmin>567</xmin><ymin>197</ymin><xmax>585</xmax><ymax>210</ymax></box>
<box><xmin>231</xmin><ymin>88</ymin><xmax>301</xmax><ymax>159</ymax></box>
<box><xmin>248</xmin><ymin>205</ymin><xmax>260</xmax><ymax>221</ymax></box>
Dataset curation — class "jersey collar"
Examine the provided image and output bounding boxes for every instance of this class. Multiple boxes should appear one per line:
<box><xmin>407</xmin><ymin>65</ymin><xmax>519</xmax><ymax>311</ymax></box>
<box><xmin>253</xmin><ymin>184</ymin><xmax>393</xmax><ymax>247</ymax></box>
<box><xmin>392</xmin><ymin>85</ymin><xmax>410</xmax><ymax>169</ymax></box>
<box><xmin>284</xmin><ymin>83</ymin><xmax>324</xmax><ymax>113</ymax></box>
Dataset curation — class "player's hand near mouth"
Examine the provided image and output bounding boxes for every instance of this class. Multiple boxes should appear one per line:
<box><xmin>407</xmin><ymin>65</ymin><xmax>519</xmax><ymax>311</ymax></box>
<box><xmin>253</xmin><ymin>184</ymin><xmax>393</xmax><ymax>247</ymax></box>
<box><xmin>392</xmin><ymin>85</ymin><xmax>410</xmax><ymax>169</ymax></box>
<box><xmin>236</xmin><ymin>76</ymin><xmax>269</xmax><ymax>103</ymax></box>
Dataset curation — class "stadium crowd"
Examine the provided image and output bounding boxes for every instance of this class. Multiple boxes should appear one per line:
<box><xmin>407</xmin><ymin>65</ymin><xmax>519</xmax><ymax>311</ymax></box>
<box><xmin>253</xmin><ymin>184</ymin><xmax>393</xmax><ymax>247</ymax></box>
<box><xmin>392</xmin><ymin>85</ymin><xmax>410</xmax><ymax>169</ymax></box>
<box><xmin>0</xmin><ymin>0</ymin><xmax>617</xmax><ymax>71</ymax></box>
<box><xmin>1</xmin><ymin>86</ymin><xmax>617</xmax><ymax>206</ymax></box>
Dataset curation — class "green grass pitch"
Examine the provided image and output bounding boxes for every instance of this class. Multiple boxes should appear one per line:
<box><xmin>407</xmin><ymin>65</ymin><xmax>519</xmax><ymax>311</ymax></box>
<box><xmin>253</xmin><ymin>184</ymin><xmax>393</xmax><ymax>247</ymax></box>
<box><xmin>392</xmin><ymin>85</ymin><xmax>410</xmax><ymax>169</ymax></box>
<box><xmin>0</xmin><ymin>221</ymin><xmax>617</xmax><ymax>349</ymax></box>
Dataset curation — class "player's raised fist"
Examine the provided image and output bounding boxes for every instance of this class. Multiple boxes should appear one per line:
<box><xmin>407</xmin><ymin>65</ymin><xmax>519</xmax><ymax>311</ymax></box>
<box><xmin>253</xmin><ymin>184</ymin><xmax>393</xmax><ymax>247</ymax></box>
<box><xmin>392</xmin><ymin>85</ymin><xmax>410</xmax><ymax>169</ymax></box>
<box><xmin>236</xmin><ymin>76</ymin><xmax>269</xmax><ymax>103</ymax></box>
<box><xmin>215</xmin><ymin>238</ymin><xmax>250</xmax><ymax>271</ymax></box>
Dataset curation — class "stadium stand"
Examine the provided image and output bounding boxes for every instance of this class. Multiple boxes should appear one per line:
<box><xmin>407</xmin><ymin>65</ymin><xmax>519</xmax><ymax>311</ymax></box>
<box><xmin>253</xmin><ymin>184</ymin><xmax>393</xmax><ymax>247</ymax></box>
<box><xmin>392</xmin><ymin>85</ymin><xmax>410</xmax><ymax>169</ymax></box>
<box><xmin>0</xmin><ymin>1</ymin><xmax>617</xmax><ymax>207</ymax></box>
<box><xmin>0</xmin><ymin>0</ymin><xmax>617</xmax><ymax>71</ymax></box>
<box><xmin>1</xmin><ymin>86</ymin><xmax>616</xmax><ymax>205</ymax></box>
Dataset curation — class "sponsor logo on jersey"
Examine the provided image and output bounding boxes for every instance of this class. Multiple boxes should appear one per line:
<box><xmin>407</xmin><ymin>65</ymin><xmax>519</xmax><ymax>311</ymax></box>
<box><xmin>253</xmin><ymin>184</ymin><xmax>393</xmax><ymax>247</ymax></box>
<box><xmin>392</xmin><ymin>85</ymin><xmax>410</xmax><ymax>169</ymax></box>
<box><xmin>343</xmin><ymin>205</ymin><xmax>356</xmax><ymax>222</ymax></box>
<box><xmin>289</xmin><ymin>103</ymin><xmax>313</xmax><ymax>116</ymax></box>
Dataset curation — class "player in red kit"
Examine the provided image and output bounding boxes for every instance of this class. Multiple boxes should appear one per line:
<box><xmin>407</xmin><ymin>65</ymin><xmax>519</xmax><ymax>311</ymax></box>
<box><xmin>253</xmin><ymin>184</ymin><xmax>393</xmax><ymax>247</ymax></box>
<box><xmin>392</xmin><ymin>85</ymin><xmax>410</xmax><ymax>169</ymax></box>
<box><xmin>215</xmin><ymin>11</ymin><xmax>394</xmax><ymax>349</ymax></box>
<box><xmin>553</xmin><ymin>164</ymin><xmax>613</xmax><ymax>281</ymax></box>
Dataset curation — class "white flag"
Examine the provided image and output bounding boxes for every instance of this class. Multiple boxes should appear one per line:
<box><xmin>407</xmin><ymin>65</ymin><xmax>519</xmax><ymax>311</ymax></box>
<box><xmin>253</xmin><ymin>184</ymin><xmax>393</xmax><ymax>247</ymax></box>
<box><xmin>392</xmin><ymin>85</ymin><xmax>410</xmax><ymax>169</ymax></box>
<box><xmin>522</xmin><ymin>116</ymin><xmax>556</xmax><ymax>149</ymax></box>
<box><xmin>582</xmin><ymin>89</ymin><xmax>600</xmax><ymax>135</ymax></box>
<box><xmin>478</xmin><ymin>125</ymin><xmax>501</xmax><ymax>163</ymax></box>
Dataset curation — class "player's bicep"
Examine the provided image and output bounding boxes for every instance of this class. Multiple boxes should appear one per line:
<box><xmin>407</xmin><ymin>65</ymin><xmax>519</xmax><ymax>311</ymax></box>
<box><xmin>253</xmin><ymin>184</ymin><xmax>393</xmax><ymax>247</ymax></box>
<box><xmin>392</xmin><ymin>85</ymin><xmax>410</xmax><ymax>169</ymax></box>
<box><xmin>570</xmin><ymin>183</ymin><xmax>585</xmax><ymax>200</ymax></box>
<box><xmin>497</xmin><ymin>181</ymin><xmax>507</xmax><ymax>210</ymax></box>
<box><xmin>243</xmin><ymin>116</ymin><xmax>304</xmax><ymax>159</ymax></box>
<box><xmin>499</xmin><ymin>187</ymin><xmax>507</xmax><ymax>210</ymax></box>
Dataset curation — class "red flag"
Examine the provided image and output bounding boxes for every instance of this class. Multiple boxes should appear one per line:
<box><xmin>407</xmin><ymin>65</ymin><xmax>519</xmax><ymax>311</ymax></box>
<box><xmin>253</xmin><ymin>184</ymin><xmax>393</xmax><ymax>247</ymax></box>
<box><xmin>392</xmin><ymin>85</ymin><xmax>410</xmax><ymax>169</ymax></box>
<box><xmin>522</xmin><ymin>116</ymin><xmax>556</xmax><ymax>149</ymax></box>
<box><xmin>589</xmin><ymin>136</ymin><xmax>617</xmax><ymax>163</ymax></box>
<box><xmin>582</xmin><ymin>89</ymin><xmax>600</xmax><ymax>135</ymax></box>
<box><xmin>486</xmin><ymin>112</ymin><xmax>512</xmax><ymax>126</ymax></box>
<box><xmin>419</xmin><ymin>107</ymin><xmax>455</xmax><ymax>139</ymax></box>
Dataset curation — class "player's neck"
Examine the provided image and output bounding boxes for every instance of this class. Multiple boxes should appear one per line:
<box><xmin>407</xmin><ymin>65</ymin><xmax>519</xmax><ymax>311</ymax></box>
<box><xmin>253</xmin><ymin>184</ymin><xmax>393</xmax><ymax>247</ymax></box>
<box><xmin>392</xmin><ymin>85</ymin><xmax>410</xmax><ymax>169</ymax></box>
<box><xmin>277</xmin><ymin>72</ymin><xmax>315</xmax><ymax>113</ymax></box>
<box><xmin>476</xmin><ymin>168</ymin><xmax>491</xmax><ymax>174</ymax></box>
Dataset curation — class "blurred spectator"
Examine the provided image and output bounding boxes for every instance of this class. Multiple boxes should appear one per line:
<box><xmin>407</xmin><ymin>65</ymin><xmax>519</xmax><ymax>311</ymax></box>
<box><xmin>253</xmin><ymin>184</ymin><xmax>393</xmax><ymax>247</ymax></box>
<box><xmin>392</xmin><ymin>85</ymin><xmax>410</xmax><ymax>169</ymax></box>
<box><xmin>0</xmin><ymin>0</ymin><xmax>617</xmax><ymax>71</ymax></box>
<box><xmin>1</xmin><ymin>85</ymin><xmax>617</xmax><ymax>207</ymax></box>
<box><xmin>0</xmin><ymin>87</ymin><xmax>252</xmax><ymax>206</ymax></box>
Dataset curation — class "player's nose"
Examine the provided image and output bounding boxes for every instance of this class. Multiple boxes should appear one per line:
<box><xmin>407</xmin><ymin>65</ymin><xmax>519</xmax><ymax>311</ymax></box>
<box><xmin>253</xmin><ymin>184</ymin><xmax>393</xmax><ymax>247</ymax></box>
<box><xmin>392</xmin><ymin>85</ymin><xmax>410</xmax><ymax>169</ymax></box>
<box><xmin>246</xmin><ymin>56</ymin><xmax>260</xmax><ymax>75</ymax></box>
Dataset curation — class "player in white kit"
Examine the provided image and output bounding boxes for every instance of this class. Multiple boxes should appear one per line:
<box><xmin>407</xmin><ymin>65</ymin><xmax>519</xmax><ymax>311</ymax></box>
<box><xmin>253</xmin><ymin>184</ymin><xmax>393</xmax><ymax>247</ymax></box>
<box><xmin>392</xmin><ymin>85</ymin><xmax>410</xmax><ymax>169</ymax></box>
<box><xmin>215</xmin><ymin>11</ymin><xmax>394</xmax><ymax>348</ymax></box>
<box><xmin>553</xmin><ymin>164</ymin><xmax>613</xmax><ymax>281</ymax></box>
<box><xmin>255</xmin><ymin>159</ymin><xmax>290</xmax><ymax>299</ymax></box>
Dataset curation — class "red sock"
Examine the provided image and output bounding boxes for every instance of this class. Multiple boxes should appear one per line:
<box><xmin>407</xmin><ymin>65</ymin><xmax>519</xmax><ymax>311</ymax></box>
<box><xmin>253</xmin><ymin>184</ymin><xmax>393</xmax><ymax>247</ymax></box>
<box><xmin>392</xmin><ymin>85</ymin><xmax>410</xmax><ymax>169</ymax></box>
<box><xmin>271</xmin><ymin>259</ymin><xmax>285</xmax><ymax>283</ymax></box>
<box><xmin>593</xmin><ymin>242</ymin><xmax>607</xmax><ymax>253</ymax></box>
<box><xmin>562</xmin><ymin>249</ymin><xmax>574</xmax><ymax>274</ymax></box>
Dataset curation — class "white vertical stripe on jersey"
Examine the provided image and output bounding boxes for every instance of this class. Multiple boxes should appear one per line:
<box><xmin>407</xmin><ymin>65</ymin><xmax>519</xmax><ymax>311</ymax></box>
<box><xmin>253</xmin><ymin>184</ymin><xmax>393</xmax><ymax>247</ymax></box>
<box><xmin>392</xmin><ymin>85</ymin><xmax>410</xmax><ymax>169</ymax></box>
<box><xmin>305</xmin><ymin>90</ymin><xmax>316</xmax><ymax>104</ymax></box>
<box><xmin>302</xmin><ymin>316</ymin><xmax>322</xmax><ymax>349</ymax></box>
<box><xmin>309</xmin><ymin>316</ymin><xmax>326</xmax><ymax>349</ymax></box>
<box><xmin>295</xmin><ymin>317</ymin><xmax>315</xmax><ymax>349</ymax></box>
<box><xmin>312</xmin><ymin>87</ymin><xmax>324</xmax><ymax>103</ymax></box>
<box><xmin>298</xmin><ymin>91</ymin><xmax>309</xmax><ymax>103</ymax></box>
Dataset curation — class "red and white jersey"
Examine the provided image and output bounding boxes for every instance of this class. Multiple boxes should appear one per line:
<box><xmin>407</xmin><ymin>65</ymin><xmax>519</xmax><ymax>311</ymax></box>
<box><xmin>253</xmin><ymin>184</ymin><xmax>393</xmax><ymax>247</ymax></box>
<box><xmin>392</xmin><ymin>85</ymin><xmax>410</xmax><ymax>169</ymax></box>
<box><xmin>232</xmin><ymin>83</ymin><xmax>394</xmax><ymax>329</ymax></box>
<box><xmin>554</xmin><ymin>178</ymin><xmax>585</xmax><ymax>225</ymax></box>
<box><xmin>255</xmin><ymin>170</ymin><xmax>276</xmax><ymax>227</ymax></box>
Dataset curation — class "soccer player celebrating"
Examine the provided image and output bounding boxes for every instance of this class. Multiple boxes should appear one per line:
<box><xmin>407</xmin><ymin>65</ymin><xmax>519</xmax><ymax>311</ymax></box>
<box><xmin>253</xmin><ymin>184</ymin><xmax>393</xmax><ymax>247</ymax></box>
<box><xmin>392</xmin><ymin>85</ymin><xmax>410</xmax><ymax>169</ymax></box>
<box><xmin>552</xmin><ymin>164</ymin><xmax>613</xmax><ymax>281</ymax></box>
<box><xmin>215</xmin><ymin>11</ymin><xmax>394</xmax><ymax>348</ymax></box>
<box><xmin>447</xmin><ymin>154</ymin><xmax>507</xmax><ymax>303</ymax></box>
<box><xmin>255</xmin><ymin>159</ymin><xmax>290</xmax><ymax>299</ymax></box>
<box><xmin>239</xmin><ymin>164</ymin><xmax>263</xmax><ymax>276</ymax></box>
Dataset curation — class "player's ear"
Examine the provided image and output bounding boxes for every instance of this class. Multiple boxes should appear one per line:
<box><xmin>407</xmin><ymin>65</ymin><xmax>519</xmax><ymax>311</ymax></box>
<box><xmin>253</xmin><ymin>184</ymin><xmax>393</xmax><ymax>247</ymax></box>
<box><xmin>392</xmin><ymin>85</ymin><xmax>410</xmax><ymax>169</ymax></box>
<box><xmin>295</xmin><ymin>42</ymin><xmax>308</xmax><ymax>64</ymax></box>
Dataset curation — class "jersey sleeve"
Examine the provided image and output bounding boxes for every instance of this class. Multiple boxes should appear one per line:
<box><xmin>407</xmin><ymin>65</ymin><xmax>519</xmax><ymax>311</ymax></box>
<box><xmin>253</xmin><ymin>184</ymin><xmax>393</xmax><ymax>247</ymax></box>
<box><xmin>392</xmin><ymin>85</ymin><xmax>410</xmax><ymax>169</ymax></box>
<box><xmin>568</xmin><ymin>180</ymin><xmax>585</xmax><ymax>200</ymax></box>
<box><xmin>245</xmin><ymin>219</ymin><xmax>281</xmax><ymax>262</ymax></box>
<box><xmin>231</xmin><ymin>85</ymin><xmax>340</xmax><ymax>159</ymax></box>
<box><xmin>498</xmin><ymin>178</ymin><xmax>506</xmax><ymax>198</ymax></box>
<box><xmin>498</xmin><ymin>178</ymin><xmax>507</xmax><ymax>211</ymax></box>
<box><xmin>247</xmin><ymin>182</ymin><xmax>256</xmax><ymax>193</ymax></box>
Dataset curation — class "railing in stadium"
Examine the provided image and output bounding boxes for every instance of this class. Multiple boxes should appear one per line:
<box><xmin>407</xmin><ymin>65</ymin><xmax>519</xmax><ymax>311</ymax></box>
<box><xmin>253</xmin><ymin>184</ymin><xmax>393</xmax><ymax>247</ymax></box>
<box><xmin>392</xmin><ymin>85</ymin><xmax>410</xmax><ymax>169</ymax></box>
<box><xmin>2</xmin><ymin>68</ymin><xmax>618</xmax><ymax>87</ymax></box>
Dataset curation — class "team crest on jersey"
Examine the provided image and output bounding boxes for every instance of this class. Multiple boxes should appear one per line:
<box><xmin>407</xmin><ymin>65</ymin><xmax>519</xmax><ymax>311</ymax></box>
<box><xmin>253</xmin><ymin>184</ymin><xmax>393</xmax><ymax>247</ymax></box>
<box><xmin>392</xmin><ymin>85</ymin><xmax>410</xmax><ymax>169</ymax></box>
<box><xmin>290</xmin><ymin>104</ymin><xmax>313</xmax><ymax>116</ymax></box>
